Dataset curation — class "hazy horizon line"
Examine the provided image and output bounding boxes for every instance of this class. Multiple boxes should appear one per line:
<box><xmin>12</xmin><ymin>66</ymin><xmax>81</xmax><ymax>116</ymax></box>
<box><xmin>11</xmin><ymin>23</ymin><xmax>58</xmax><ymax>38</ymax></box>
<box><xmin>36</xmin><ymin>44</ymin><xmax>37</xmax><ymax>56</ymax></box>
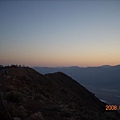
<box><xmin>32</xmin><ymin>64</ymin><xmax>120</xmax><ymax>68</ymax></box>
<box><xmin>1</xmin><ymin>64</ymin><xmax>120</xmax><ymax>68</ymax></box>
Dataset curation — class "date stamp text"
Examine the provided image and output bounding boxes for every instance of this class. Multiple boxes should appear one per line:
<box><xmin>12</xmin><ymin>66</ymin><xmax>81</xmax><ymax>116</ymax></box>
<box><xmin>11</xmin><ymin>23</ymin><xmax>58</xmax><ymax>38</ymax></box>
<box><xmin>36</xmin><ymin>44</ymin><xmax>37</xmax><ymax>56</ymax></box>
<box><xmin>106</xmin><ymin>105</ymin><xmax>120</xmax><ymax>111</ymax></box>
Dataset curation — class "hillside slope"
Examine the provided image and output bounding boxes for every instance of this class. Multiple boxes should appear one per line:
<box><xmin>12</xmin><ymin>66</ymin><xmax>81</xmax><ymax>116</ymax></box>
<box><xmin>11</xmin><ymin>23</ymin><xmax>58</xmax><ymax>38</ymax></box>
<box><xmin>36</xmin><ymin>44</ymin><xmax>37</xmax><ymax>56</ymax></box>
<box><xmin>33</xmin><ymin>65</ymin><xmax>120</xmax><ymax>104</ymax></box>
<box><xmin>0</xmin><ymin>67</ymin><xmax>120</xmax><ymax>120</ymax></box>
<box><xmin>33</xmin><ymin>65</ymin><xmax>120</xmax><ymax>88</ymax></box>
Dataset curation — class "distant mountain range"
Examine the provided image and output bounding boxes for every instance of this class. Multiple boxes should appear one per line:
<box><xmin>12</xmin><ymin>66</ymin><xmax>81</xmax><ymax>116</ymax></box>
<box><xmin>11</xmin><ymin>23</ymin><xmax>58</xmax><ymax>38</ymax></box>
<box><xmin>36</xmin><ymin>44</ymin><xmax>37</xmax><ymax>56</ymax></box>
<box><xmin>33</xmin><ymin>65</ymin><xmax>120</xmax><ymax>88</ymax></box>
<box><xmin>0</xmin><ymin>66</ymin><xmax>120</xmax><ymax>120</ymax></box>
<box><xmin>33</xmin><ymin>65</ymin><xmax>120</xmax><ymax>104</ymax></box>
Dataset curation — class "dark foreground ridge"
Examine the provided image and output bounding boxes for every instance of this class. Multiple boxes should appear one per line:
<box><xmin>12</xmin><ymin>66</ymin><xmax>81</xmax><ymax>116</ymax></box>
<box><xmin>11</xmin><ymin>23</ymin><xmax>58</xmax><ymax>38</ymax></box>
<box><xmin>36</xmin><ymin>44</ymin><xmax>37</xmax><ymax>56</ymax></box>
<box><xmin>0</xmin><ymin>66</ymin><xmax>120</xmax><ymax>120</ymax></box>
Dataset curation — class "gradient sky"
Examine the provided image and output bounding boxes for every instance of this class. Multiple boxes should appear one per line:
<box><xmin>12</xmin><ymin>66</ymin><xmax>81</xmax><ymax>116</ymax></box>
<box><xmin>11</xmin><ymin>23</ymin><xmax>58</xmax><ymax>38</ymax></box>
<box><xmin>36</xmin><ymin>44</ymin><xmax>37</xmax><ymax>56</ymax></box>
<box><xmin>0</xmin><ymin>0</ymin><xmax>120</xmax><ymax>67</ymax></box>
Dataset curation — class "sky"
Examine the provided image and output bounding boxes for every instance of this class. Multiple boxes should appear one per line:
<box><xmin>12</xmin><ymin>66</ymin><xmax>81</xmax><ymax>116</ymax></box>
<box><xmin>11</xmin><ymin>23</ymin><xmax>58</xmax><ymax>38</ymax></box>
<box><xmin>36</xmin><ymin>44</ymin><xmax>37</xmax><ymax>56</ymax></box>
<box><xmin>0</xmin><ymin>0</ymin><xmax>120</xmax><ymax>67</ymax></box>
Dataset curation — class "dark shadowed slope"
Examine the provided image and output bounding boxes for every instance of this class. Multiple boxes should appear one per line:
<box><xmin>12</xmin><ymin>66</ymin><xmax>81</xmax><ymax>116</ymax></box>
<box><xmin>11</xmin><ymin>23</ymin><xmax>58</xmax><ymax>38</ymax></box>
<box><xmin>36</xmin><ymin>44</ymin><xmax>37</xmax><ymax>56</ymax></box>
<box><xmin>0</xmin><ymin>67</ymin><xmax>120</xmax><ymax>120</ymax></box>
<box><xmin>33</xmin><ymin>65</ymin><xmax>120</xmax><ymax>104</ymax></box>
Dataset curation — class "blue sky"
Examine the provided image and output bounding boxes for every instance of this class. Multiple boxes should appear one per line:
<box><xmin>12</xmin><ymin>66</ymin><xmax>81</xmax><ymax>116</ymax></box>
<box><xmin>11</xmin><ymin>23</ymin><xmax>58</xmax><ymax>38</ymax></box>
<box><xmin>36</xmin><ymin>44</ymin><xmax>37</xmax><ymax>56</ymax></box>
<box><xmin>0</xmin><ymin>0</ymin><xmax>120</xmax><ymax>67</ymax></box>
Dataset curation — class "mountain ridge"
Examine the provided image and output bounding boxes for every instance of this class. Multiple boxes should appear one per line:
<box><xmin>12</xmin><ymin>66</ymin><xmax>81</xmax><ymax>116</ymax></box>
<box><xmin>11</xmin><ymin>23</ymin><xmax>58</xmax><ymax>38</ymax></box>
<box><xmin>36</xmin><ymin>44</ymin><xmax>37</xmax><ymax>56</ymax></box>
<box><xmin>0</xmin><ymin>66</ymin><xmax>120</xmax><ymax>120</ymax></box>
<box><xmin>33</xmin><ymin>65</ymin><xmax>120</xmax><ymax>105</ymax></box>
<box><xmin>33</xmin><ymin>64</ymin><xmax>120</xmax><ymax>87</ymax></box>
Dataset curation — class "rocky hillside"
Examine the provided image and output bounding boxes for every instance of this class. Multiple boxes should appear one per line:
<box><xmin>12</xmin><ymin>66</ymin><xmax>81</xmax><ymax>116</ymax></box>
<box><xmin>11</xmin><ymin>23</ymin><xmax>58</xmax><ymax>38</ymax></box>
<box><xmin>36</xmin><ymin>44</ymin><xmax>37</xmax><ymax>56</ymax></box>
<box><xmin>0</xmin><ymin>66</ymin><xmax>120</xmax><ymax>120</ymax></box>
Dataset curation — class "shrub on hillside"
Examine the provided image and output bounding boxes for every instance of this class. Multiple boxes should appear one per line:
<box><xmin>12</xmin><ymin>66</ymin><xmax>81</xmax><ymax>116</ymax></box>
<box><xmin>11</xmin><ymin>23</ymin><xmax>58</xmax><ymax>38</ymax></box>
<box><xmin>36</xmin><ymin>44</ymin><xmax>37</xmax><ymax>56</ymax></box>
<box><xmin>5</xmin><ymin>85</ymin><xmax>16</xmax><ymax>92</ymax></box>
<box><xmin>6</xmin><ymin>91</ymin><xmax>23</xmax><ymax>103</ymax></box>
<box><xmin>27</xmin><ymin>112</ymin><xmax>45</xmax><ymax>120</ymax></box>
<box><xmin>7</xmin><ymin>103</ymin><xmax>28</xmax><ymax>119</ymax></box>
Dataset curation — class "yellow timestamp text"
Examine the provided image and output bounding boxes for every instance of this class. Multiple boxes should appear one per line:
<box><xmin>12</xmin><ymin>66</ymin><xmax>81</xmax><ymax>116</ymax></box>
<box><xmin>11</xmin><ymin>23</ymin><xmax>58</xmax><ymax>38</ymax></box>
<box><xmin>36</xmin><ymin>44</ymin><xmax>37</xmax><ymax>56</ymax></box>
<box><xmin>106</xmin><ymin>105</ymin><xmax>120</xmax><ymax>111</ymax></box>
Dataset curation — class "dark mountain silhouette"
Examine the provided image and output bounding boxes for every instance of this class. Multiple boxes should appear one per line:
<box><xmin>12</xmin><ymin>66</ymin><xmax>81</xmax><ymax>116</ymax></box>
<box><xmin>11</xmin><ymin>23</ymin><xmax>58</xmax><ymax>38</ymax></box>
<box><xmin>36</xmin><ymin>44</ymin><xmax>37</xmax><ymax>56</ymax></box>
<box><xmin>0</xmin><ymin>66</ymin><xmax>120</xmax><ymax>120</ymax></box>
<box><xmin>33</xmin><ymin>65</ymin><xmax>120</xmax><ymax>87</ymax></box>
<box><xmin>33</xmin><ymin>65</ymin><xmax>120</xmax><ymax>104</ymax></box>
